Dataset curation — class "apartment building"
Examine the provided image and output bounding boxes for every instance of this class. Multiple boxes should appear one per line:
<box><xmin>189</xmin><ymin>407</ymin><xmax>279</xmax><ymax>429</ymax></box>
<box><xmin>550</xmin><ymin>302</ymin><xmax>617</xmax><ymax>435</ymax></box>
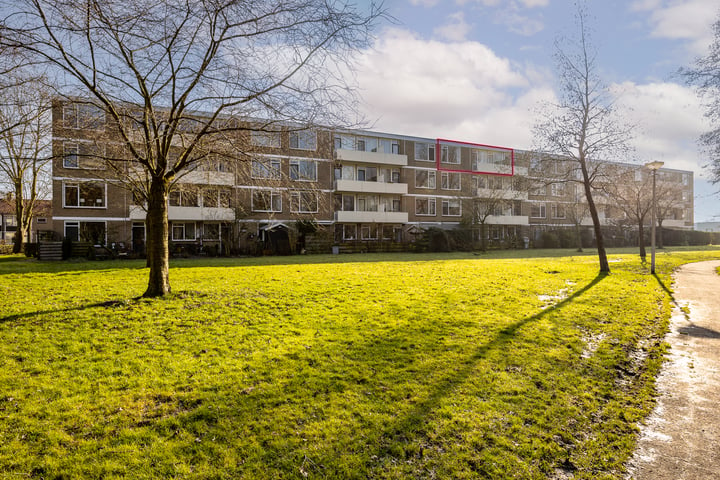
<box><xmin>50</xmin><ymin>100</ymin><xmax>695</xmax><ymax>253</ymax></box>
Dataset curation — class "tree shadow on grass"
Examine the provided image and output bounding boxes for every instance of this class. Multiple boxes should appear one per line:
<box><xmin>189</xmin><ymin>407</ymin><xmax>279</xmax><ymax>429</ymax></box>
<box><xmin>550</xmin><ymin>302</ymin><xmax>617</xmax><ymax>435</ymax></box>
<box><xmin>370</xmin><ymin>273</ymin><xmax>607</xmax><ymax>455</ymax></box>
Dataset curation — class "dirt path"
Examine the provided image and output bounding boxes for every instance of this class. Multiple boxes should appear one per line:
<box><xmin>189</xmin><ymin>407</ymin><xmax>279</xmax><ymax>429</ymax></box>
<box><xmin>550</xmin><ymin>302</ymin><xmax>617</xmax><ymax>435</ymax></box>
<box><xmin>626</xmin><ymin>260</ymin><xmax>720</xmax><ymax>479</ymax></box>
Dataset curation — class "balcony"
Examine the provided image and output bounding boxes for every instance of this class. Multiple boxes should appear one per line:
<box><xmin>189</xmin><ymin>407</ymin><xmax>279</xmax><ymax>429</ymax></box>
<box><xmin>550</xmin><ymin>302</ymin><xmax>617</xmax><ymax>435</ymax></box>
<box><xmin>180</xmin><ymin>170</ymin><xmax>235</xmax><ymax>186</ymax></box>
<box><xmin>472</xmin><ymin>163</ymin><xmax>513</xmax><ymax>175</ymax></box>
<box><xmin>129</xmin><ymin>205</ymin><xmax>235</xmax><ymax>221</ymax></box>
<box><xmin>335</xmin><ymin>210</ymin><xmax>408</xmax><ymax>223</ymax></box>
<box><xmin>486</xmin><ymin>215</ymin><xmax>529</xmax><ymax>225</ymax></box>
<box><xmin>476</xmin><ymin>188</ymin><xmax>528</xmax><ymax>200</ymax></box>
<box><xmin>335</xmin><ymin>149</ymin><xmax>407</xmax><ymax>166</ymax></box>
<box><xmin>335</xmin><ymin>179</ymin><xmax>407</xmax><ymax>195</ymax></box>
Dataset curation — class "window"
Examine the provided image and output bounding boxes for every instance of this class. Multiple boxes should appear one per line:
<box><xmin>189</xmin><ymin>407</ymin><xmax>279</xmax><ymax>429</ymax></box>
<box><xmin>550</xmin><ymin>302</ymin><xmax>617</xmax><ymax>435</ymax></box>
<box><xmin>442</xmin><ymin>199</ymin><xmax>461</xmax><ymax>216</ymax></box>
<box><xmin>550</xmin><ymin>183</ymin><xmax>566</xmax><ymax>196</ymax></box>
<box><xmin>361</xmin><ymin>224</ymin><xmax>378</xmax><ymax>240</ymax></box>
<box><xmin>343</xmin><ymin>224</ymin><xmax>356</xmax><ymax>240</ymax></box>
<box><xmin>252</xmin><ymin>190</ymin><xmax>282</xmax><ymax>212</ymax></box>
<box><xmin>381</xmin><ymin>196</ymin><xmax>401</xmax><ymax>212</ymax></box>
<box><xmin>63</xmin><ymin>103</ymin><xmax>105</xmax><ymax>130</ymax></box>
<box><xmin>357</xmin><ymin>166</ymin><xmax>377</xmax><ymax>182</ymax></box>
<box><xmin>36</xmin><ymin>217</ymin><xmax>47</xmax><ymax>224</ymax></box>
<box><xmin>200</xmin><ymin>155</ymin><xmax>232</xmax><ymax>173</ymax></box>
<box><xmin>415</xmin><ymin>170</ymin><xmax>436</xmax><ymax>189</ymax></box>
<box><xmin>169</xmin><ymin>188</ymin><xmax>199</xmax><ymax>207</ymax></box>
<box><xmin>64</xmin><ymin>221</ymin><xmax>79</xmax><ymax>241</ymax></box>
<box><xmin>251</xmin><ymin>158</ymin><xmax>282</xmax><ymax>179</ymax></box>
<box><xmin>172</xmin><ymin>222</ymin><xmax>196</xmax><ymax>241</ymax></box>
<box><xmin>551</xmin><ymin>204</ymin><xmax>566</xmax><ymax>219</ymax></box>
<box><xmin>289</xmin><ymin>131</ymin><xmax>316</xmax><ymax>151</ymax></box>
<box><xmin>63</xmin><ymin>181</ymin><xmax>106</xmax><ymax>208</ymax></box>
<box><xmin>475</xmin><ymin>176</ymin><xmax>487</xmax><ymax>189</ymax></box>
<box><xmin>380</xmin><ymin>138</ymin><xmax>400</xmax><ymax>154</ymax></box>
<box><xmin>202</xmin><ymin>188</ymin><xmax>232</xmax><ymax>208</ymax></box>
<box><xmin>342</xmin><ymin>195</ymin><xmax>355</xmax><ymax>211</ymax></box>
<box><xmin>63</xmin><ymin>142</ymin><xmax>105</xmax><ymax>169</ymax></box>
<box><xmin>203</xmin><ymin>223</ymin><xmax>220</xmax><ymax>240</ymax></box>
<box><xmin>334</xmin><ymin>134</ymin><xmax>354</xmax><ymax>150</ymax></box>
<box><xmin>488</xmin><ymin>176</ymin><xmax>504</xmax><ymax>190</ymax></box>
<box><xmin>530</xmin><ymin>204</ymin><xmax>546</xmax><ymax>218</ymax></box>
<box><xmin>289</xmin><ymin>159</ymin><xmax>317</xmax><ymax>181</ymax></box>
<box><xmin>290</xmin><ymin>191</ymin><xmax>319</xmax><ymax>213</ymax></box>
<box><xmin>441</xmin><ymin>172</ymin><xmax>461</xmax><ymax>190</ymax></box>
<box><xmin>414</xmin><ymin>143</ymin><xmax>435</xmax><ymax>162</ymax></box>
<box><xmin>682</xmin><ymin>173</ymin><xmax>690</xmax><ymax>185</ymax></box>
<box><xmin>415</xmin><ymin>197</ymin><xmax>436</xmax><ymax>216</ymax></box>
<box><xmin>441</xmin><ymin>146</ymin><xmax>460</xmax><ymax>164</ymax></box>
<box><xmin>251</xmin><ymin>130</ymin><xmax>281</xmax><ymax>148</ymax></box>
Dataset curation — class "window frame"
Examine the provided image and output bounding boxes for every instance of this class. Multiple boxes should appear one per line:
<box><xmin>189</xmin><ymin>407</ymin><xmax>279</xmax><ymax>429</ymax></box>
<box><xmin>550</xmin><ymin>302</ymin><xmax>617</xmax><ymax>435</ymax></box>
<box><xmin>251</xmin><ymin>130</ymin><xmax>282</xmax><ymax>148</ymax></box>
<box><xmin>251</xmin><ymin>157</ymin><xmax>282</xmax><ymax>180</ymax></box>
<box><xmin>290</xmin><ymin>190</ymin><xmax>319</xmax><ymax>213</ymax></box>
<box><xmin>440</xmin><ymin>171</ymin><xmax>461</xmax><ymax>190</ymax></box>
<box><xmin>441</xmin><ymin>199</ymin><xmax>462</xmax><ymax>217</ymax></box>
<box><xmin>530</xmin><ymin>203</ymin><xmax>547</xmax><ymax>219</ymax></box>
<box><xmin>415</xmin><ymin>197</ymin><xmax>437</xmax><ymax>216</ymax></box>
<box><xmin>414</xmin><ymin>143</ymin><xmax>435</xmax><ymax>162</ymax></box>
<box><xmin>63</xmin><ymin>181</ymin><xmax>107</xmax><ymax>208</ymax></box>
<box><xmin>289</xmin><ymin>130</ymin><xmax>317</xmax><ymax>151</ymax></box>
<box><xmin>289</xmin><ymin>158</ymin><xmax>317</xmax><ymax>182</ymax></box>
<box><xmin>171</xmin><ymin>222</ymin><xmax>197</xmax><ymax>241</ymax></box>
<box><xmin>415</xmin><ymin>170</ymin><xmax>436</xmax><ymax>189</ymax></box>
<box><xmin>251</xmin><ymin>189</ymin><xmax>282</xmax><ymax>212</ymax></box>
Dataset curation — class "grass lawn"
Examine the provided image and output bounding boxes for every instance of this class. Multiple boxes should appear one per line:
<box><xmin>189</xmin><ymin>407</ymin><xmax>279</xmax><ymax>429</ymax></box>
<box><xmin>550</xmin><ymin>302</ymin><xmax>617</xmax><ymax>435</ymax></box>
<box><xmin>1</xmin><ymin>247</ymin><xmax>720</xmax><ymax>479</ymax></box>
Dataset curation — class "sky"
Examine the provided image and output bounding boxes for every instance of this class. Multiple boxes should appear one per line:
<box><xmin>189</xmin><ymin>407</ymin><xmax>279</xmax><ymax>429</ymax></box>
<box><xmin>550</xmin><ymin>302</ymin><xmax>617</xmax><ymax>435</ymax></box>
<box><xmin>348</xmin><ymin>0</ymin><xmax>720</xmax><ymax>222</ymax></box>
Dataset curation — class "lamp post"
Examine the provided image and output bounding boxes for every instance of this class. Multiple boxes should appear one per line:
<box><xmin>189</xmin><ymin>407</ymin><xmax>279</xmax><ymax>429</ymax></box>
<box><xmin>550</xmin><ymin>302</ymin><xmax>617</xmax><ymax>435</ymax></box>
<box><xmin>645</xmin><ymin>161</ymin><xmax>664</xmax><ymax>274</ymax></box>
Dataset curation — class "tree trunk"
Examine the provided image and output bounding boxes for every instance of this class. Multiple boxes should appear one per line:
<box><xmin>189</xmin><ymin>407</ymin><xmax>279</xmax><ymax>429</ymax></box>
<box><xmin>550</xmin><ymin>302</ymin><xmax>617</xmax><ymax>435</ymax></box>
<box><xmin>12</xmin><ymin>181</ymin><xmax>24</xmax><ymax>254</ymax></box>
<box><xmin>575</xmin><ymin>223</ymin><xmax>583</xmax><ymax>252</ymax></box>
<box><xmin>638</xmin><ymin>221</ymin><xmax>646</xmax><ymax>259</ymax></box>
<box><xmin>583</xmin><ymin>181</ymin><xmax>610</xmax><ymax>273</ymax></box>
<box><xmin>144</xmin><ymin>176</ymin><xmax>171</xmax><ymax>297</ymax></box>
<box><xmin>480</xmin><ymin>222</ymin><xmax>488</xmax><ymax>252</ymax></box>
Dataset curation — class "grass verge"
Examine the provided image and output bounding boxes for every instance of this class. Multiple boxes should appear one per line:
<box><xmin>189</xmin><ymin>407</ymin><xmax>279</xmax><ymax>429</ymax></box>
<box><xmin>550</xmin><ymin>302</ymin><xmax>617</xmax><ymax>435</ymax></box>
<box><xmin>1</xmin><ymin>248</ymin><xmax>719</xmax><ymax>479</ymax></box>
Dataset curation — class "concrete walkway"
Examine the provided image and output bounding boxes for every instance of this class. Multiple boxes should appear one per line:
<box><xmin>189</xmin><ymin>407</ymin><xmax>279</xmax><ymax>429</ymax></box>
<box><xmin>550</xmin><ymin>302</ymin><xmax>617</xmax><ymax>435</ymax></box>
<box><xmin>626</xmin><ymin>260</ymin><xmax>720</xmax><ymax>479</ymax></box>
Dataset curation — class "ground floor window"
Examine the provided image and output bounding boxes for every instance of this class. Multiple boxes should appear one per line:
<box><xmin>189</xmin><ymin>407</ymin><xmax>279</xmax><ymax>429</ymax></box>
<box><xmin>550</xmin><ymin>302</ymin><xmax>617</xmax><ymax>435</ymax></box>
<box><xmin>343</xmin><ymin>224</ymin><xmax>356</xmax><ymax>240</ymax></box>
<box><xmin>64</xmin><ymin>221</ymin><xmax>106</xmax><ymax>244</ymax></box>
<box><xmin>360</xmin><ymin>224</ymin><xmax>378</xmax><ymax>240</ymax></box>
<box><xmin>172</xmin><ymin>222</ymin><xmax>196</xmax><ymax>241</ymax></box>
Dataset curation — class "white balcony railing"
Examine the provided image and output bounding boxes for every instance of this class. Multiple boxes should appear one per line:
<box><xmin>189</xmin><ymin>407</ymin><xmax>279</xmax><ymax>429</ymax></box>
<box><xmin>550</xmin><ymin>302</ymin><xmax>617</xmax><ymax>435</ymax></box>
<box><xmin>335</xmin><ymin>149</ymin><xmax>407</xmax><ymax>166</ymax></box>
<box><xmin>335</xmin><ymin>179</ymin><xmax>407</xmax><ymax>195</ymax></box>
<box><xmin>335</xmin><ymin>210</ymin><xmax>408</xmax><ymax>223</ymax></box>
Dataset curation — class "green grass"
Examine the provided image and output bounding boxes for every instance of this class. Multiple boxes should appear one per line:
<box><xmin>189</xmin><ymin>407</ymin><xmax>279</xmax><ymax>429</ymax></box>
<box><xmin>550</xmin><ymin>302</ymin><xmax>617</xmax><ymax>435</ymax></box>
<box><xmin>2</xmin><ymin>247</ymin><xmax>720</xmax><ymax>479</ymax></box>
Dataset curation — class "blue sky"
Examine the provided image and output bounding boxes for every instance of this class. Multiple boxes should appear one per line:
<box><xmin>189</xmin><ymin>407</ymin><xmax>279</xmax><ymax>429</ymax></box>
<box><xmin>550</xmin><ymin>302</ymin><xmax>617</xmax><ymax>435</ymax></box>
<box><xmin>349</xmin><ymin>0</ymin><xmax>720</xmax><ymax>222</ymax></box>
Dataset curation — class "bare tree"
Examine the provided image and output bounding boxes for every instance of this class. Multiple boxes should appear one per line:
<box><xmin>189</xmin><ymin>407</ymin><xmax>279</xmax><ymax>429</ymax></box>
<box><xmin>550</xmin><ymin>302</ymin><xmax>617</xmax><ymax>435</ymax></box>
<box><xmin>464</xmin><ymin>173</ymin><xmax>527</xmax><ymax>251</ymax></box>
<box><xmin>564</xmin><ymin>184</ymin><xmax>589</xmax><ymax>252</ymax></box>
<box><xmin>0</xmin><ymin>78</ymin><xmax>52</xmax><ymax>253</ymax></box>
<box><xmin>683</xmin><ymin>12</ymin><xmax>720</xmax><ymax>183</ymax></box>
<box><xmin>533</xmin><ymin>4</ymin><xmax>632</xmax><ymax>273</ymax></box>
<box><xmin>1</xmin><ymin>0</ymin><xmax>382</xmax><ymax>296</ymax></box>
<box><xmin>601</xmin><ymin>166</ymin><xmax>653</xmax><ymax>259</ymax></box>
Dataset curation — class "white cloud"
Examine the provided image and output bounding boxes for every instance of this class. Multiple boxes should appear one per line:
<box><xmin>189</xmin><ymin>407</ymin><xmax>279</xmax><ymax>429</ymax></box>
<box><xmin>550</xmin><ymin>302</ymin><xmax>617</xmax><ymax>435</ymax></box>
<box><xmin>433</xmin><ymin>12</ymin><xmax>472</xmax><ymax>42</ymax></box>
<box><xmin>635</xmin><ymin>0</ymin><xmax>718</xmax><ymax>55</ymax></box>
<box><xmin>408</xmin><ymin>0</ymin><xmax>441</xmax><ymax>7</ymax></box>
<box><xmin>611</xmin><ymin>81</ymin><xmax>710</xmax><ymax>174</ymax></box>
<box><xmin>352</xmin><ymin>28</ymin><xmax>552</xmax><ymax>147</ymax></box>
<box><xmin>518</xmin><ymin>0</ymin><xmax>549</xmax><ymax>7</ymax></box>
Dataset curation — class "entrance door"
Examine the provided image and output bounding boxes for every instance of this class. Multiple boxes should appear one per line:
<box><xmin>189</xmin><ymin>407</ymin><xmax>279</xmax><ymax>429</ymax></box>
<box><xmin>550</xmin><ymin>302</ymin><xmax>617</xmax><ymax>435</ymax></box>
<box><xmin>132</xmin><ymin>222</ymin><xmax>145</xmax><ymax>254</ymax></box>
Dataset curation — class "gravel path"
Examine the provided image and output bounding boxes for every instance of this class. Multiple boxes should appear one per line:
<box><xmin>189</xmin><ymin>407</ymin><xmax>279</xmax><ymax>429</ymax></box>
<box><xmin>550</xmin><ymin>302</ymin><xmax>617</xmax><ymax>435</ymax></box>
<box><xmin>626</xmin><ymin>260</ymin><xmax>720</xmax><ymax>479</ymax></box>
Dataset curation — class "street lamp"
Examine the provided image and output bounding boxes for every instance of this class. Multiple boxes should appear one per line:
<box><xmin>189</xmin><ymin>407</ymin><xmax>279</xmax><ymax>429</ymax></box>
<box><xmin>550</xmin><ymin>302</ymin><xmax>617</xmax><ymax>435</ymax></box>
<box><xmin>645</xmin><ymin>161</ymin><xmax>664</xmax><ymax>274</ymax></box>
